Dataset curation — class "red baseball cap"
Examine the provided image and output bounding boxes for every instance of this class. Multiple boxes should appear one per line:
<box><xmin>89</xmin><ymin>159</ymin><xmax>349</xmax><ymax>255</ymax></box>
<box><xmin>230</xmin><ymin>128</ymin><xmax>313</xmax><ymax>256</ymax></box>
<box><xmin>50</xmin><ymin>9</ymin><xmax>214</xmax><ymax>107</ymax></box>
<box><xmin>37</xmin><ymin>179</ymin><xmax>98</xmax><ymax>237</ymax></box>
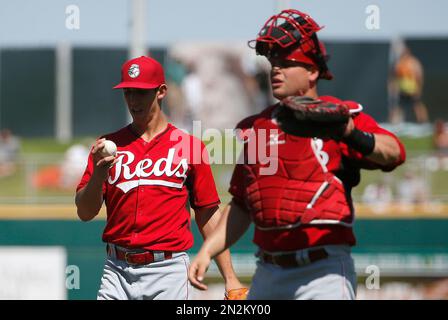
<box><xmin>113</xmin><ymin>56</ymin><xmax>165</xmax><ymax>89</ymax></box>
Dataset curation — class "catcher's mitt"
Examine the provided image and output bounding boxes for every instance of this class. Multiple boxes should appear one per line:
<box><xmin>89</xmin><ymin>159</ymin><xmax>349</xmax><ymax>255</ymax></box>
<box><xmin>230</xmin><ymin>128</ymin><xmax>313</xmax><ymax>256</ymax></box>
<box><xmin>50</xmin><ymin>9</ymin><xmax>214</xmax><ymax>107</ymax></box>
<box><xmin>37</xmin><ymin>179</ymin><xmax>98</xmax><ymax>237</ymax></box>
<box><xmin>274</xmin><ymin>96</ymin><xmax>350</xmax><ymax>140</ymax></box>
<box><xmin>224</xmin><ymin>288</ymin><xmax>249</xmax><ymax>300</ymax></box>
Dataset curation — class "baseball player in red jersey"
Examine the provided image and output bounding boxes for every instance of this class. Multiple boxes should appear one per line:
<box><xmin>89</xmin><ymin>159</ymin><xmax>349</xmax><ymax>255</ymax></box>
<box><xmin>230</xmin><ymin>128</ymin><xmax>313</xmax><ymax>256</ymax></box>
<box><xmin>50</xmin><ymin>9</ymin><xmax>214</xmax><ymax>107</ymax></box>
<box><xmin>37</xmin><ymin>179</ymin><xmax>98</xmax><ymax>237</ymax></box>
<box><xmin>188</xmin><ymin>9</ymin><xmax>406</xmax><ymax>299</ymax></box>
<box><xmin>75</xmin><ymin>56</ymin><xmax>246</xmax><ymax>300</ymax></box>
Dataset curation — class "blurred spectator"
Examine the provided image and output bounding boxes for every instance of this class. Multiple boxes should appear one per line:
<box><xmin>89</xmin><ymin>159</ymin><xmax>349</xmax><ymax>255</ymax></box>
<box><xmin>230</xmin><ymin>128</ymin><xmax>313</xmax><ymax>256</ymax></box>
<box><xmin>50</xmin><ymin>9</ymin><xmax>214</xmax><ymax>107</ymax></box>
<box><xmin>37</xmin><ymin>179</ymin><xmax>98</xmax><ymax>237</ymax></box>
<box><xmin>397</xmin><ymin>170</ymin><xmax>429</xmax><ymax>206</ymax></box>
<box><xmin>171</xmin><ymin>43</ymin><xmax>253</xmax><ymax>130</ymax></box>
<box><xmin>60</xmin><ymin>143</ymin><xmax>89</xmax><ymax>189</ymax></box>
<box><xmin>433</xmin><ymin>119</ymin><xmax>448</xmax><ymax>155</ymax></box>
<box><xmin>181</xmin><ymin>62</ymin><xmax>203</xmax><ymax>126</ymax></box>
<box><xmin>0</xmin><ymin>128</ymin><xmax>21</xmax><ymax>178</ymax></box>
<box><xmin>240</xmin><ymin>53</ymin><xmax>272</xmax><ymax>114</ymax></box>
<box><xmin>389</xmin><ymin>44</ymin><xmax>428</xmax><ymax>123</ymax></box>
<box><xmin>165</xmin><ymin>55</ymin><xmax>190</xmax><ymax>130</ymax></box>
<box><xmin>362</xmin><ymin>178</ymin><xmax>393</xmax><ymax>213</ymax></box>
<box><xmin>196</xmin><ymin>52</ymin><xmax>251</xmax><ymax>129</ymax></box>
<box><xmin>33</xmin><ymin>143</ymin><xmax>89</xmax><ymax>190</ymax></box>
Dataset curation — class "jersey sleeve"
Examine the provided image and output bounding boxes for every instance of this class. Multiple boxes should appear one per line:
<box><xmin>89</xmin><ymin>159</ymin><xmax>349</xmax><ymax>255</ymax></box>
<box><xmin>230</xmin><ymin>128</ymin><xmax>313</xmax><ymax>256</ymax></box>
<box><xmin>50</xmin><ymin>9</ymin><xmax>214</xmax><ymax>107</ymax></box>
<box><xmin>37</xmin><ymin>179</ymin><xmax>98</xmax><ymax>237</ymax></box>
<box><xmin>227</xmin><ymin>115</ymin><xmax>260</xmax><ymax>211</ymax></box>
<box><xmin>186</xmin><ymin>141</ymin><xmax>221</xmax><ymax>210</ymax></box>
<box><xmin>75</xmin><ymin>148</ymin><xmax>107</xmax><ymax>195</ymax></box>
<box><xmin>228</xmin><ymin>161</ymin><xmax>250</xmax><ymax>210</ymax></box>
<box><xmin>340</xmin><ymin>112</ymin><xmax>406</xmax><ymax>171</ymax></box>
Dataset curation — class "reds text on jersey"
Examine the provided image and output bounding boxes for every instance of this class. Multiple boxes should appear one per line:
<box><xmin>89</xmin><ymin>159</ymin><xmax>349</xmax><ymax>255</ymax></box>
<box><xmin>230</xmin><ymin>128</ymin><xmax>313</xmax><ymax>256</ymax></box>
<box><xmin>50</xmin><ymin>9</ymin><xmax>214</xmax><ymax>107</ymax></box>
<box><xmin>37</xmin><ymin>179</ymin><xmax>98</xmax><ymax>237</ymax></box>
<box><xmin>77</xmin><ymin>124</ymin><xmax>220</xmax><ymax>251</ymax></box>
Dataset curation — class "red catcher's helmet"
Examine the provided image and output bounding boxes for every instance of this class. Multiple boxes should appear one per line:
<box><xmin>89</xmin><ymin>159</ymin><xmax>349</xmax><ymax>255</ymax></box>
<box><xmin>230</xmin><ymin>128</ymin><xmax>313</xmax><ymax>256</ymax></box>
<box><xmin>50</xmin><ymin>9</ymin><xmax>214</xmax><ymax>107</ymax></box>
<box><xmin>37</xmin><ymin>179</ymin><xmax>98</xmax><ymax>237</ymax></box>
<box><xmin>249</xmin><ymin>9</ymin><xmax>333</xmax><ymax>80</ymax></box>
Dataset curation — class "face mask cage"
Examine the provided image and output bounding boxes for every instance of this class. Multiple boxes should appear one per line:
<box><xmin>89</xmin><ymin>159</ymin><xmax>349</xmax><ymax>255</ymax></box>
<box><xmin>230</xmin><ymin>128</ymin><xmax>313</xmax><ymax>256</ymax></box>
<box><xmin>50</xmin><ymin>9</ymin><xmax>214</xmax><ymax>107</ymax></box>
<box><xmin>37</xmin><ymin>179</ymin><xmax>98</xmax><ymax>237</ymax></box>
<box><xmin>248</xmin><ymin>9</ymin><xmax>333</xmax><ymax>80</ymax></box>
<box><xmin>248</xmin><ymin>9</ymin><xmax>322</xmax><ymax>56</ymax></box>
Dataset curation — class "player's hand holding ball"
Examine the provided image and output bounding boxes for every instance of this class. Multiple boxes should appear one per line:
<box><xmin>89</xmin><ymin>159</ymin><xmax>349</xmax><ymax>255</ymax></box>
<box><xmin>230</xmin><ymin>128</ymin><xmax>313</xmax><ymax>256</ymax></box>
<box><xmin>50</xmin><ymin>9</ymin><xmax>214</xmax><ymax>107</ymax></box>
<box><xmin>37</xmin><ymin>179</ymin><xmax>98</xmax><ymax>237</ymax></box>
<box><xmin>99</xmin><ymin>140</ymin><xmax>117</xmax><ymax>157</ymax></box>
<box><xmin>91</xmin><ymin>138</ymin><xmax>118</xmax><ymax>179</ymax></box>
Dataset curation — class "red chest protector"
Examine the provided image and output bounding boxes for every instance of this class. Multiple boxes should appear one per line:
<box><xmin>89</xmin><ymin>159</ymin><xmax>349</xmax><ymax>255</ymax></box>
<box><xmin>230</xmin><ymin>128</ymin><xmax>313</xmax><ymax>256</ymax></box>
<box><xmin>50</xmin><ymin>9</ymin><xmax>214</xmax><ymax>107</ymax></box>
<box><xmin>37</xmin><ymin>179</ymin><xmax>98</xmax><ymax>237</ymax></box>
<box><xmin>237</xmin><ymin>105</ymin><xmax>353</xmax><ymax>231</ymax></box>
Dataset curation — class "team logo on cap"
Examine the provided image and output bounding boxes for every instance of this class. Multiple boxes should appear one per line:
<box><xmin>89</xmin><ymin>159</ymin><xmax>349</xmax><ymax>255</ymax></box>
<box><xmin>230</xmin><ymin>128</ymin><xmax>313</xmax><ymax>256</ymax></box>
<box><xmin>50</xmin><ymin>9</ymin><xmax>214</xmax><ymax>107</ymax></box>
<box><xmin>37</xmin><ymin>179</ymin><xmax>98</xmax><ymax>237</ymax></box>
<box><xmin>128</xmin><ymin>64</ymin><xmax>140</xmax><ymax>78</ymax></box>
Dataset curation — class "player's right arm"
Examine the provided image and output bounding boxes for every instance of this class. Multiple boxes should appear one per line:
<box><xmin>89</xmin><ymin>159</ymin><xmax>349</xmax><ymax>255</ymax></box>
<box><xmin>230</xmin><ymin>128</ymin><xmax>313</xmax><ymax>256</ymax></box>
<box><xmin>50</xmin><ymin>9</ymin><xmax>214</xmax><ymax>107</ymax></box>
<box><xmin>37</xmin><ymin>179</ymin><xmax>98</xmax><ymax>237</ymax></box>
<box><xmin>188</xmin><ymin>200</ymin><xmax>251</xmax><ymax>290</ymax></box>
<box><xmin>75</xmin><ymin>138</ymin><xmax>116</xmax><ymax>222</ymax></box>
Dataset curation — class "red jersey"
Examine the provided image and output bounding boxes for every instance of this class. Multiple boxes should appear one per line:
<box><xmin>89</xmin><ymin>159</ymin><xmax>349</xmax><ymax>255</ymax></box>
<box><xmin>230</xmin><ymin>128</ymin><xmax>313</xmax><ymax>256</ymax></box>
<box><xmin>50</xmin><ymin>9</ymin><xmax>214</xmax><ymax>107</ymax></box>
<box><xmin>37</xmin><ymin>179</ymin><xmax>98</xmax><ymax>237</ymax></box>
<box><xmin>230</xmin><ymin>96</ymin><xmax>406</xmax><ymax>252</ymax></box>
<box><xmin>77</xmin><ymin>123</ymin><xmax>220</xmax><ymax>251</ymax></box>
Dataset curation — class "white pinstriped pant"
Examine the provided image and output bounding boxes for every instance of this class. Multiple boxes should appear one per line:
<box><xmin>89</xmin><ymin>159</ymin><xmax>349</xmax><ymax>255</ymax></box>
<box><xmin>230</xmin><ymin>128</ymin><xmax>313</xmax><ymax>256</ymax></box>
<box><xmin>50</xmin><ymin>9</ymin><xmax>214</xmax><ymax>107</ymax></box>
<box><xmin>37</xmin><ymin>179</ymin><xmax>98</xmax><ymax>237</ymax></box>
<box><xmin>248</xmin><ymin>245</ymin><xmax>357</xmax><ymax>300</ymax></box>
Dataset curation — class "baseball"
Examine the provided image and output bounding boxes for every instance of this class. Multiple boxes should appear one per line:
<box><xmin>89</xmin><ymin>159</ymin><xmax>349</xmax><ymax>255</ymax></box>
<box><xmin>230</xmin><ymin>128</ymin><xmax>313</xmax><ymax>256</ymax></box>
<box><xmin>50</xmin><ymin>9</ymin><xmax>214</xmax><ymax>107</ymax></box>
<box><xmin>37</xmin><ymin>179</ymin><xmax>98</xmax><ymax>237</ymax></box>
<box><xmin>100</xmin><ymin>140</ymin><xmax>117</xmax><ymax>157</ymax></box>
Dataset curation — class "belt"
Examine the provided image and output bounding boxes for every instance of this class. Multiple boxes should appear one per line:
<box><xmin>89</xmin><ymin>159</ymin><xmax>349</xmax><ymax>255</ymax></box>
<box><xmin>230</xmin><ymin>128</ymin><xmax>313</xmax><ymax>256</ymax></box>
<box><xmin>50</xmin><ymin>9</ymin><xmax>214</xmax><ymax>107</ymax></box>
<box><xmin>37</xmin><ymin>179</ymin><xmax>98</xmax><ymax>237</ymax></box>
<box><xmin>107</xmin><ymin>244</ymin><xmax>172</xmax><ymax>266</ymax></box>
<box><xmin>260</xmin><ymin>248</ymin><xmax>328</xmax><ymax>268</ymax></box>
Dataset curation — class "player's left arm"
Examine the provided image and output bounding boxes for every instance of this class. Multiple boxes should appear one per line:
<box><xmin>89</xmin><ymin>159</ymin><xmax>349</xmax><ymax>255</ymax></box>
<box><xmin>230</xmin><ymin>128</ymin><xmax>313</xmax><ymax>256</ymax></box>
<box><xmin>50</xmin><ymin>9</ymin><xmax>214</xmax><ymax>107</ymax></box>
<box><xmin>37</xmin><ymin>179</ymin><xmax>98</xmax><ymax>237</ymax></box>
<box><xmin>342</xmin><ymin>112</ymin><xmax>406</xmax><ymax>169</ymax></box>
<box><xmin>194</xmin><ymin>205</ymin><xmax>245</xmax><ymax>292</ymax></box>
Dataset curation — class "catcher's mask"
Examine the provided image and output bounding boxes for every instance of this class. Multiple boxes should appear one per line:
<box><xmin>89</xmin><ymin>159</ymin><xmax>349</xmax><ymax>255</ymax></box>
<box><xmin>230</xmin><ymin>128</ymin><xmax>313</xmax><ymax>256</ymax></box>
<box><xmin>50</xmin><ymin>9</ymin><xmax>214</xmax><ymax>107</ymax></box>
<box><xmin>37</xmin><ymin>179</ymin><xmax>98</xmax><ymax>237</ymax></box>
<box><xmin>249</xmin><ymin>9</ymin><xmax>333</xmax><ymax>80</ymax></box>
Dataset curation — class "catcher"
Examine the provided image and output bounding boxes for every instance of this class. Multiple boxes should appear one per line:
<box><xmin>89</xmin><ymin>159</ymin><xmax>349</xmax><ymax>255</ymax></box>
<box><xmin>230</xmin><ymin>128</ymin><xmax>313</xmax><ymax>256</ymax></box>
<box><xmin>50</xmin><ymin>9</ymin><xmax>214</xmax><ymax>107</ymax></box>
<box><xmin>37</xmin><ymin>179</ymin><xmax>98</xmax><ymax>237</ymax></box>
<box><xmin>188</xmin><ymin>9</ymin><xmax>406</xmax><ymax>299</ymax></box>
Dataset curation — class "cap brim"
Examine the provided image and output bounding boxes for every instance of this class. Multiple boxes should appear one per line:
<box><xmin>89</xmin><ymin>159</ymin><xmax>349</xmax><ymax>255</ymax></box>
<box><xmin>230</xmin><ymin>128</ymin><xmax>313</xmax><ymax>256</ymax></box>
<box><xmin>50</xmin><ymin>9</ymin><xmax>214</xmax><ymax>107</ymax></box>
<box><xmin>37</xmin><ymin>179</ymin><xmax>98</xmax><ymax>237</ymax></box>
<box><xmin>113</xmin><ymin>82</ymin><xmax>161</xmax><ymax>89</ymax></box>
